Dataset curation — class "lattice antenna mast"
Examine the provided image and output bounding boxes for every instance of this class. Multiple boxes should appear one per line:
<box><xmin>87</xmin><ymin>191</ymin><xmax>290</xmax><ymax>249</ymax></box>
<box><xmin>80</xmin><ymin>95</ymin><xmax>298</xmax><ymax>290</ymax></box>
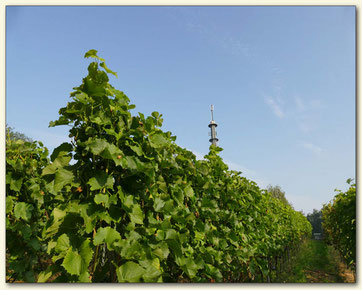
<box><xmin>208</xmin><ymin>104</ymin><xmax>219</xmax><ymax>146</ymax></box>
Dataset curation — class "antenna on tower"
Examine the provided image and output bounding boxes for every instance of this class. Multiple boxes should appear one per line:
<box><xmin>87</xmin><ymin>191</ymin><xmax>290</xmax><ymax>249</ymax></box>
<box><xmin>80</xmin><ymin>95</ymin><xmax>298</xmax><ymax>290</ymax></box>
<box><xmin>208</xmin><ymin>104</ymin><xmax>219</xmax><ymax>146</ymax></box>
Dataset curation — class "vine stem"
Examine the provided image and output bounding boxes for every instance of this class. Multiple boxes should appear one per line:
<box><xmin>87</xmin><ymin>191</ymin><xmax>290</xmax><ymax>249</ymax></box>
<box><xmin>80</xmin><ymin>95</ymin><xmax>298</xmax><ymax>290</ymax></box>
<box><xmin>90</xmin><ymin>227</ymin><xmax>100</xmax><ymax>279</ymax></box>
<box><xmin>92</xmin><ymin>244</ymin><xmax>100</xmax><ymax>278</ymax></box>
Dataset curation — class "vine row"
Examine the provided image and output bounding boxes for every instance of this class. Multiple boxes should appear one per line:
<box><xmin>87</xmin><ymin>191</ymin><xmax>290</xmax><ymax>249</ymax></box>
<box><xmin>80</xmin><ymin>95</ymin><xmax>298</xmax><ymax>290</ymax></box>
<box><xmin>6</xmin><ymin>50</ymin><xmax>312</xmax><ymax>282</ymax></box>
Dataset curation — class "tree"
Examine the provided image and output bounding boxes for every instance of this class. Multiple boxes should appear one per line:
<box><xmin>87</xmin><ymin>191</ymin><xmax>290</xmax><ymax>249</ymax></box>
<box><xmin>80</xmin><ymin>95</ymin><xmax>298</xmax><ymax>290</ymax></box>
<box><xmin>266</xmin><ymin>185</ymin><xmax>293</xmax><ymax>208</ymax></box>
<box><xmin>6</xmin><ymin>124</ymin><xmax>33</xmax><ymax>142</ymax></box>
<box><xmin>306</xmin><ymin>209</ymin><xmax>323</xmax><ymax>235</ymax></box>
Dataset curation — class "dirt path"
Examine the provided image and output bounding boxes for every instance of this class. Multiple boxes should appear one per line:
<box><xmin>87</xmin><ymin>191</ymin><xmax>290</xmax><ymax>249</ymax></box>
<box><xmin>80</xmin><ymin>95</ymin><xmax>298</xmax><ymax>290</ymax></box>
<box><xmin>303</xmin><ymin>262</ymin><xmax>354</xmax><ymax>283</ymax></box>
<box><xmin>275</xmin><ymin>239</ymin><xmax>355</xmax><ymax>283</ymax></box>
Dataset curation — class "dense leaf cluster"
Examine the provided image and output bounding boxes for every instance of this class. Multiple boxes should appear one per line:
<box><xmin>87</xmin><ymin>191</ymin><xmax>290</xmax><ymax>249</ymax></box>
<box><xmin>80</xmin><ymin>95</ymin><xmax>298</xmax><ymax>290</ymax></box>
<box><xmin>6</xmin><ymin>137</ymin><xmax>51</xmax><ymax>282</ymax></box>
<box><xmin>6</xmin><ymin>50</ymin><xmax>312</xmax><ymax>282</ymax></box>
<box><xmin>322</xmin><ymin>179</ymin><xmax>356</xmax><ymax>271</ymax></box>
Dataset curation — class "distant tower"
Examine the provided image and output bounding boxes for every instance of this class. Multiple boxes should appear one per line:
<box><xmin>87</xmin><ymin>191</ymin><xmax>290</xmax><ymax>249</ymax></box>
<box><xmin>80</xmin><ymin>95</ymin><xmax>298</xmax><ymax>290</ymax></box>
<box><xmin>208</xmin><ymin>104</ymin><xmax>219</xmax><ymax>146</ymax></box>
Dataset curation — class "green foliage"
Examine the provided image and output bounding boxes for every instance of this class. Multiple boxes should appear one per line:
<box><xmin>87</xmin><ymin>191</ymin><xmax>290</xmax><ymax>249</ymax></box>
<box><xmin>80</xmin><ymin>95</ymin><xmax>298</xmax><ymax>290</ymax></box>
<box><xmin>116</xmin><ymin>261</ymin><xmax>146</xmax><ymax>282</ymax></box>
<box><xmin>6</xmin><ymin>50</ymin><xmax>312</xmax><ymax>283</ymax></box>
<box><xmin>322</xmin><ymin>180</ymin><xmax>356</xmax><ymax>271</ymax></box>
<box><xmin>266</xmin><ymin>184</ymin><xmax>293</xmax><ymax>208</ymax></box>
<box><xmin>6</xmin><ymin>137</ymin><xmax>52</xmax><ymax>282</ymax></box>
<box><xmin>6</xmin><ymin>124</ymin><xmax>33</xmax><ymax>142</ymax></box>
<box><xmin>275</xmin><ymin>239</ymin><xmax>349</xmax><ymax>283</ymax></box>
<box><xmin>306</xmin><ymin>209</ymin><xmax>323</xmax><ymax>235</ymax></box>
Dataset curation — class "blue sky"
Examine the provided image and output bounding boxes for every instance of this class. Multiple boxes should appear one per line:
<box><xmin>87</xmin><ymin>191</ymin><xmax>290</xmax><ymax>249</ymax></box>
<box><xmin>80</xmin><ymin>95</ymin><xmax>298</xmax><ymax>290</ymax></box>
<box><xmin>6</xmin><ymin>6</ymin><xmax>355</xmax><ymax>214</ymax></box>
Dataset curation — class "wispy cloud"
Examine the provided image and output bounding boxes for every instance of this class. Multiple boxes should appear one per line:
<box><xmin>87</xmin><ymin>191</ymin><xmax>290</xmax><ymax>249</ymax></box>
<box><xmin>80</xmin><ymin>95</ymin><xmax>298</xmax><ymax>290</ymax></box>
<box><xmin>166</xmin><ymin>7</ymin><xmax>255</xmax><ymax>59</ymax></box>
<box><xmin>294</xmin><ymin>98</ymin><xmax>324</xmax><ymax>134</ymax></box>
<box><xmin>219</xmin><ymin>35</ymin><xmax>253</xmax><ymax>58</ymax></box>
<box><xmin>309</xmin><ymin>99</ymin><xmax>324</xmax><ymax>110</ymax></box>
<box><xmin>262</xmin><ymin>64</ymin><xmax>287</xmax><ymax>119</ymax></box>
<box><xmin>263</xmin><ymin>55</ymin><xmax>324</xmax><ymax>136</ymax></box>
<box><xmin>294</xmin><ymin>95</ymin><xmax>305</xmax><ymax>111</ymax></box>
<box><xmin>264</xmin><ymin>95</ymin><xmax>285</xmax><ymax>118</ymax></box>
<box><xmin>263</xmin><ymin>80</ymin><xmax>323</xmax><ymax>135</ymax></box>
<box><xmin>302</xmin><ymin>142</ymin><xmax>323</xmax><ymax>155</ymax></box>
<box><xmin>296</xmin><ymin>115</ymin><xmax>314</xmax><ymax>133</ymax></box>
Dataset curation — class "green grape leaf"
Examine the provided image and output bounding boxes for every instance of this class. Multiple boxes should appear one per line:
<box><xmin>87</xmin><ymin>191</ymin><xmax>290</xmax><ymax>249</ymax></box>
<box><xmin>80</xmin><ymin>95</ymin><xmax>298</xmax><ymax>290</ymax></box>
<box><xmin>94</xmin><ymin>227</ymin><xmax>122</xmax><ymax>248</ymax></box>
<box><xmin>37</xmin><ymin>265</ymin><xmax>58</xmax><ymax>282</ymax></box>
<box><xmin>87</xmin><ymin>171</ymin><xmax>114</xmax><ymax>191</ymax></box>
<box><xmin>84</xmin><ymin>77</ymin><xmax>107</xmax><ymax>97</ymax></box>
<box><xmin>205</xmin><ymin>264</ymin><xmax>223</xmax><ymax>282</ymax></box>
<box><xmin>42</xmin><ymin>163</ymin><xmax>57</xmax><ymax>175</ymax></box>
<box><xmin>53</xmin><ymin>207</ymin><xmax>66</xmax><ymax>220</ymax></box>
<box><xmin>172</xmin><ymin>189</ymin><xmax>184</xmax><ymax>205</ymax></box>
<box><xmin>153</xmin><ymin>241</ymin><xmax>170</xmax><ymax>260</ymax></box>
<box><xmin>78</xmin><ymin>271</ymin><xmax>91</xmax><ymax>282</ymax></box>
<box><xmin>124</xmin><ymin>156</ymin><xmax>138</xmax><ymax>170</ymax></box>
<box><xmin>123</xmin><ymin>195</ymin><xmax>135</xmax><ymax>209</ymax></box>
<box><xmin>14</xmin><ymin>202</ymin><xmax>33</xmax><ymax>221</ymax></box>
<box><xmin>50</xmin><ymin>142</ymin><xmax>73</xmax><ymax>162</ymax></box>
<box><xmin>84</xmin><ymin>49</ymin><xmax>105</xmax><ymax>62</ymax></box>
<box><xmin>94</xmin><ymin>193</ymin><xmax>109</xmax><ymax>206</ymax></box>
<box><xmin>116</xmin><ymin>261</ymin><xmax>146</xmax><ymax>282</ymax></box>
<box><xmin>100</xmin><ymin>143</ymin><xmax>123</xmax><ymax>165</ymax></box>
<box><xmin>129</xmin><ymin>204</ymin><xmax>144</xmax><ymax>225</ymax></box>
<box><xmin>129</xmin><ymin>144</ymin><xmax>143</xmax><ymax>156</ymax></box>
<box><xmin>184</xmin><ymin>184</ymin><xmax>194</xmax><ymax>198</ymax></box>
<box><xmin>149</xmin><ymin>133</ymin><xmax>168</xmax><ymax>148</ymax></box>
<box><xmin>181</xmin><ymin>257</ymin><xmax>198</xmax><ymax>279</ymax></box>
<box><xmin>86</xmin><ymin>138</ymin><xmax>108</xmax><ymax>155</ymax></box>
<box><xmin>142</xmin><ymin>264</ymin><xmax>162</xmax><ymax>282</ymax></box>
<box><xmin>55</xmin><ymin>233</ymin><xmax>70</xmax><ymax>253</ymax></box>
<box><xmin>6</xmin><ymin>196</ymin><xmax>15</xmax><ymax>213</ymax></box>
<box><xmin>100</xmin><ymin>62</ymin><xmax>117</xmax><ymax>77</ymax></box>
<box><xmin>153</xmin><ymin>197</ymin><xmax>165</xmax><ymax>212</ymax></box>
<box><xmin>166</xmin><ymin>239</ymin><xmax>182</xmax><ymax>257</ymax></box>
<box><xmin>165</xmin><ymin>229</ymin><xmax>178</xmax><ymax>240</ymax></box>
<box><xmin>9</xmin><ymin>177</ymin><xmax>23</xmax><ymax>192</ymax></box>
<box><xmin>54</xmin><ymin>168</ymin><xmax>74</xmax><ymax>191</ymax></box>
<box><xmin>120</xmin><ymin>240</ymin><xmax>142</xmax><ymax>259</ymax></box>
<box><xmin>151</xmin><ymin>111</ymin><xmax>159</xmax><ymax>118</ymax></box>
<box><xmin>42</xmin><ymin>155</ymin><xmax>72</xmax><ymax>175</ymax></box>
<box><xmin>84</xmin><ymin>49</ymin><xmax>98</xmax><ymax>58</ymax></box>
<box><xmin>61</xmin><ymin>248</ymin><xmax>82</xmax><ymax>276</ymax></box>
<box><xmin>79</xmin><ymin>239</ymin><xmax>93</xmax><ymax>272</ymax></box>
<box><xmin>49</xmin><ymin>116</ymin><xmax>70</xmax><ymax>127</ymax></box>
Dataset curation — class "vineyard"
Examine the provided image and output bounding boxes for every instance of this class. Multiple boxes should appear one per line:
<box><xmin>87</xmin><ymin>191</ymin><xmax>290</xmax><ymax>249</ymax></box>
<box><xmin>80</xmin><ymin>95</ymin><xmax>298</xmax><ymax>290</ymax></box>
<box><xmin>7</xmin><ymin>50</ymin><xmax>320</xmax><ymax>283</ymax></box>
<box><xmin>322</xmin><ymin>180</ymin><xmax>356</xmax><ymax>276</ymax></box>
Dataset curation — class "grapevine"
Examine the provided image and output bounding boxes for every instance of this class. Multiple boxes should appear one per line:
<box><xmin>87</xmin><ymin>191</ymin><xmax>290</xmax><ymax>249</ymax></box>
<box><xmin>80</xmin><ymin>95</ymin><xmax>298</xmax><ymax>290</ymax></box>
<box><xmin>322</xmin><ymin>179</ymin><xmax>356</xmax><ymax>272</ymax></box>
<box><xmin>6</xmin><ymin>50</ymin><xmax>312</xmax><ymax>282</ymax></box>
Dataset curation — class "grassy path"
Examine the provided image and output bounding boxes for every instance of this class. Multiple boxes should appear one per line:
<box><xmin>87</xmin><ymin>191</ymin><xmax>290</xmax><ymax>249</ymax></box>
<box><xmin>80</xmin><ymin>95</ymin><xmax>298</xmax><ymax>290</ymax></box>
<box><xmin>275</xmin><ymin>239</ymin><xmax>355</xmax><ymax>283</ymax></box>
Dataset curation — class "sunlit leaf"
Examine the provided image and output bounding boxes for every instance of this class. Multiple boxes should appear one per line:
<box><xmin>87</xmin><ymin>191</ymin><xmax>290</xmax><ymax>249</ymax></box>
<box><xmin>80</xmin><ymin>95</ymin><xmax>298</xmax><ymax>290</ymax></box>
<box><xmin>14</xmin><ymin>202</ymin><xmax>33</xmax><ymax>221</ymax></box>
<box><xmin>116</xmin><ymin>261</ymin><xmax>146</xmax><ymax>282</ymax></box>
